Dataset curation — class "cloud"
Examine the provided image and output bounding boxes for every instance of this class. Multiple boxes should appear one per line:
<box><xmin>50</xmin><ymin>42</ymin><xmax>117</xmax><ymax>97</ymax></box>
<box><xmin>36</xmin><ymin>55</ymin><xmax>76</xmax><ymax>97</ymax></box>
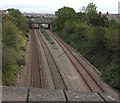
<box><xmin>0</xmin><ymin>0</ymin><xmax>119</xmax><ymax>13</ymax></box>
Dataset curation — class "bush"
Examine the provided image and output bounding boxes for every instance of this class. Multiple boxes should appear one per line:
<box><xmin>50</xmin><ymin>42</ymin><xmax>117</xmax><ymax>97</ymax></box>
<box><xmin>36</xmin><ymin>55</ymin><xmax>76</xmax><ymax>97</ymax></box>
<box><xmin>64</xmin><ymin>20</ymin><xmax>75</xmax><ymax>34</ymax></box>
<box><xmin>88</xmin><ymin>27</ymin><xmax>107</xmax><ymax>52</ymax></box>
<box><xmin>103</xmin><ymin>60</ymin><xmax>120</xmax><ymax>90</ymax></box>
<box><xmin>2</xmin><ymin>64</ymin><xmax>19</xmax><ymax>86</ymax></box>
<box><xmin>17</xmin><ymin>56</ymin><xmax>25</xmax><ymax>66</ymax></box>
<box><xmin>2</xmin><ymin>46</ymin><xmax>17</xmax><ymax>69</ymax></box>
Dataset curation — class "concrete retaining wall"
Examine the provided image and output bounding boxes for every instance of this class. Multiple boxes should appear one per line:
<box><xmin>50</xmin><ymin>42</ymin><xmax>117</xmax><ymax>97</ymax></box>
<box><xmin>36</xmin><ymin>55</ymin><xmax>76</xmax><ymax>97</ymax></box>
<box><xmin>2</xmin><ymin>86</ymin><xmax>119</xmax><ymax>103</ymax></box>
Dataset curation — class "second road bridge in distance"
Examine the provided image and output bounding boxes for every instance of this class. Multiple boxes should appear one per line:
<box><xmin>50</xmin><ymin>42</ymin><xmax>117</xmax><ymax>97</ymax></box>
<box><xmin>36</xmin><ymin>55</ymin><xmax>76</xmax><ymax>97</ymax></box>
<box><xmin>30</xmin><ymin>18</ymin><xmax>52</xmax><ymax>29</ymax></box>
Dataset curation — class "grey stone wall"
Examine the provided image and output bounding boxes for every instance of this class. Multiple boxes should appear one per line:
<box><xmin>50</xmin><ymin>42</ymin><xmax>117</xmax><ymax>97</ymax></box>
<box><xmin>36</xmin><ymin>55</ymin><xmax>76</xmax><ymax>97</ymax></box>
<box><xmin>2</xmin><ymin>86</ymin><xmax>119</xmax><ymax>103</ymax></box>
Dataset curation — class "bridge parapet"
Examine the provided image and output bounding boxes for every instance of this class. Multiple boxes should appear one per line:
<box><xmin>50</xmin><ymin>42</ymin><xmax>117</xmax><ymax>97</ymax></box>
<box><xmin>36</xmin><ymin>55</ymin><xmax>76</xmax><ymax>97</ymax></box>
<box><xmin>2</xmin><ymin>86</ymin><xmax>119</xmax><ymax>102</ymax></box>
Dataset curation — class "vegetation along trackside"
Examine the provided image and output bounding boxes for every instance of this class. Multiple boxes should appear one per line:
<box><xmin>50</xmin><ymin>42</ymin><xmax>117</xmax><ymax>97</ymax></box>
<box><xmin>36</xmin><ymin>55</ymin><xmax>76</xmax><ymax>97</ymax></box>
<box><xmin>2</xmin><ymin>9</ymin><xmax>30</xmax><ymax>85</ymax></box>
<box><xmin>41</xmin><ymin>28</ymin><xmax>55</xmax><ymax>44</ymax></box>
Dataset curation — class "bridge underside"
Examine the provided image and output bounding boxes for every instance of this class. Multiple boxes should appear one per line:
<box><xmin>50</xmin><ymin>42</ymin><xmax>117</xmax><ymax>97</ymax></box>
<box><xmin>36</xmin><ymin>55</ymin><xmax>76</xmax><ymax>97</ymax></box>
<box><xmin>31</xmin><ymin>23</ymin><xmax>51</xmax><ymax>29</ymax></box>
<box><xmin>30</xmin><ymin>18</ymin><xmax>52</xmax><ymax>29</ymax></box>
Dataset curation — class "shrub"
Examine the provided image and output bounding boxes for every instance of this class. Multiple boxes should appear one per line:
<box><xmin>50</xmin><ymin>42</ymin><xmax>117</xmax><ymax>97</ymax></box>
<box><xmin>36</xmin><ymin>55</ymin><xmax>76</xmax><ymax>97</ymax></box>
<box><xmin>88</xmin><ymin>27</ymin><xmax>107</xmax><ymax>52</ymax></box>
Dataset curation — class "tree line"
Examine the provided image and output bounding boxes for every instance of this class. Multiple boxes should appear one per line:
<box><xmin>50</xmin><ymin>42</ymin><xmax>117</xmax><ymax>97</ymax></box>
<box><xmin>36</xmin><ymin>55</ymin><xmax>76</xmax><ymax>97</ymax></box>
<box><xmin>52</xmin><ymin>3</ymin><xmax>120</xmax><ymax>91</ymax></box>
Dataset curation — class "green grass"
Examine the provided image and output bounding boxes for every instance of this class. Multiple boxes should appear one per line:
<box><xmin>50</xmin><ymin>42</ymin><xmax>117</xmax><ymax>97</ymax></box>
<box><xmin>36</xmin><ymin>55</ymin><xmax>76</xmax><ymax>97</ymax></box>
<box><xmin>41</xmin><ymin>28</ymin><xmax>55</xmax><ymax>44</ymax></box>
<box><xmin>2</xmin><ymin>64</ymin><xmax>20</xmax><ymax>86</ymax></box>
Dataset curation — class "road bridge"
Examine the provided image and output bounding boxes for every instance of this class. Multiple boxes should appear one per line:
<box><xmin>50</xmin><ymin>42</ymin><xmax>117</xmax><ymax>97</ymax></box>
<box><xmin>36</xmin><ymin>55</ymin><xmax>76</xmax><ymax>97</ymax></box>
<box><xmin>30</xmin><ymin>18</ymin><xmax>52</xmax><ymax>29</ymax></box>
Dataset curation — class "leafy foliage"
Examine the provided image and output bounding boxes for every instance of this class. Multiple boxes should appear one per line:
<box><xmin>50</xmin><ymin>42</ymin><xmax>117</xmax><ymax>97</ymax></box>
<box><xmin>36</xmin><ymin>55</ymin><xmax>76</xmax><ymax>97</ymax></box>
<box><xmin>86</xmin><ymin>2</ymin><xmax>97</xmax><ymax>14</ymax></box>
<box><xmin>88</xmin><ymin>27</ymin><xmax>107</xmax><ymax>51</ymax></box>
<box><xmin>52</xmin><ymin>7</ymin><xmax>76</xmax><ymax>30</ymax></box>
<box><xmin>8</xmin><ymin>9</ymin><xmax>30</xmax><ymax>32</ymax></box>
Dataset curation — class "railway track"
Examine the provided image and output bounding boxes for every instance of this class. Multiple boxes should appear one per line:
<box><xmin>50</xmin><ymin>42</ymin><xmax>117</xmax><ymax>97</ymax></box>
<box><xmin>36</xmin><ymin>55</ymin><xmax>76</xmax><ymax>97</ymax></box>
<box><xmin>47</xmin><ymin>30</ymin><xmax>104</xmax><ymax>93</ymax></box>
<box><xmin>31</xmin><ymin>29</ymin><xmax>67</xmax><ymax>89</ymax></box>
<box><xmin>31</xmin><ymin>29</ymin><xmax>43</xmax><ymax>88</ymax></box>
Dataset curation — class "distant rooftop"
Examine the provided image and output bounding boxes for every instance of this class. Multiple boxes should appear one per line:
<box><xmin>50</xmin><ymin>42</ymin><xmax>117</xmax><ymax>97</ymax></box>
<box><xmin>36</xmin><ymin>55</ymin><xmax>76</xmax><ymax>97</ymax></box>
<box><xmin>2</xmin><ymin>10</ymin><xmax>8</xmax><ymax>14</ymax></box>
<box><xmin>22</xmin><ymin>12</ymin><xmax>55</xmax><ymax>17</ymax></box>
<box><xmin>107</xmin><ymin>14</ymin><xmax>120</xmax><ymax>22</ymax></box>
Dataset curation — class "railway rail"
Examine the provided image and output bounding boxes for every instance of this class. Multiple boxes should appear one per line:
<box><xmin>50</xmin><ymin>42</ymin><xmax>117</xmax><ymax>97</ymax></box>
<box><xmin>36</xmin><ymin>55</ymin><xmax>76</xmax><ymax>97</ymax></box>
<box><xmin>47</xmin><ymin>30</ymin><xmax>104</xmax><ymax>93</ymax></box>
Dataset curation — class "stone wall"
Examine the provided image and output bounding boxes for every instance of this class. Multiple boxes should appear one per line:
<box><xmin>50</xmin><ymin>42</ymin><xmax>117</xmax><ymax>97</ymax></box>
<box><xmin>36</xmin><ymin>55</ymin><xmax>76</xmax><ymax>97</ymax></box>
<box><xmin>2</xmin><ymin>86</ymin><xmax>119</xmax><ymax>103</ymax></box>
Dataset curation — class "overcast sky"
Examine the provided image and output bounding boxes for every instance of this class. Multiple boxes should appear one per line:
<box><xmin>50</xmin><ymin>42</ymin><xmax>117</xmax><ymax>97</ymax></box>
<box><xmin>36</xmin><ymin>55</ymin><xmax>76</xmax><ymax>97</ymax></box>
<box><xmin>0</xmin><ymin>0</ymin><xmax>119</xmax><ymax>13</ymax></box>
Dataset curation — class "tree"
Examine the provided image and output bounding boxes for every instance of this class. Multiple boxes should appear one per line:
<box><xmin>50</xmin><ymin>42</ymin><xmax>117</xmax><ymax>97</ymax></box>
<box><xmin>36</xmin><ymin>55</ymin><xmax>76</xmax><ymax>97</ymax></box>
<box><xmin>8</xmin><ymin>9</ymin><xmax>30</xmax><ymax>32</ymax></box>
<box><xmin>56</xmin><ymin>7</ymin><xmax>76</xmax><ymax>30</ymax></box>
<box><xmin>88</xmin><ymin>13</ymin><xmax>108</xmax><ymax>26</ymax></box>
<box><xmin>76</xmin><ymin>12</ymin><xmax>89</xmax><ymax>22</ymax></box>
<box><xmin>85</xmin><ymin>3</ymin><xmax>98</xmax><ymax>25</ymax></box>
<box><xmin>86</xmin><ymin>2</ymin><xmax>97</xmax><ymax>14</ymax></box>
<box><xmin>79</xmin><ymin>6</ymin><xmax>86</xmax><ymax>13</ymax></box>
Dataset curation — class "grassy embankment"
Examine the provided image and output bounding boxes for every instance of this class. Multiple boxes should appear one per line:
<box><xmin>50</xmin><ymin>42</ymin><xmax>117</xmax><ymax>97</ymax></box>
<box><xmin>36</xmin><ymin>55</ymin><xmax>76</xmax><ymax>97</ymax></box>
<box><xmin>2</xmin><ymin>9</ymin><xmax>30</xmax><ymax>86</ymax></box>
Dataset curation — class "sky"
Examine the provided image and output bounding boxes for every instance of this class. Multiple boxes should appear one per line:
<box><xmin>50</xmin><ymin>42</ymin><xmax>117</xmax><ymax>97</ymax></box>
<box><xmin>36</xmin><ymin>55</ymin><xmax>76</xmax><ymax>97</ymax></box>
<box><xmin>0</xmin><ymin>0</ymin><xmax>119</xmax><ymax>14</ymax></box>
